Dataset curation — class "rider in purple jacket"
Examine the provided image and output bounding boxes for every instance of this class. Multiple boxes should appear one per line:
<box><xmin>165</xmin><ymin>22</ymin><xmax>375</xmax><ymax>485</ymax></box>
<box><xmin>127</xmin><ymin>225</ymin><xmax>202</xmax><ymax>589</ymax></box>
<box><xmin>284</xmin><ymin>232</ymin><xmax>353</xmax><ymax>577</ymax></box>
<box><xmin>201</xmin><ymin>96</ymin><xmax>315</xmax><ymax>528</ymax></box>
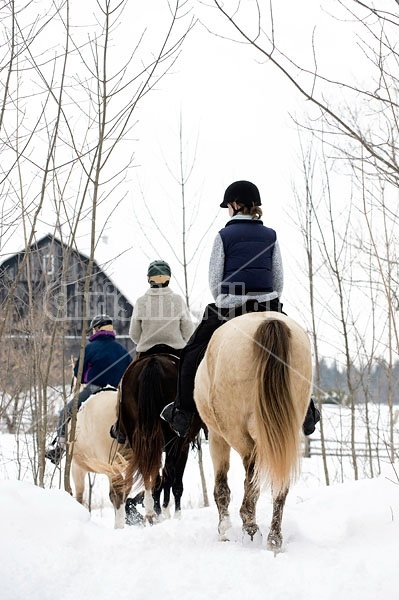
<box><xmin>45</xmin><ymin>314</ymin><xmax>132</xmax><ymax>465</ymax></box>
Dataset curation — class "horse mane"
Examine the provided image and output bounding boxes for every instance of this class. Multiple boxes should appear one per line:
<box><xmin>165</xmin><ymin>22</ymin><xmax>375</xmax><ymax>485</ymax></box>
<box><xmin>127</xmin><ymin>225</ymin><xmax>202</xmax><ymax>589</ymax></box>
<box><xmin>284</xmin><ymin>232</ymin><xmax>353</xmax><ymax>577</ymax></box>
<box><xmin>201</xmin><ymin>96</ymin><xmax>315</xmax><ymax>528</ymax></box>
<box><xmin>251</xmin><ymin>319</ymin><xmax>302</xmax><ymax>493</ymax></box>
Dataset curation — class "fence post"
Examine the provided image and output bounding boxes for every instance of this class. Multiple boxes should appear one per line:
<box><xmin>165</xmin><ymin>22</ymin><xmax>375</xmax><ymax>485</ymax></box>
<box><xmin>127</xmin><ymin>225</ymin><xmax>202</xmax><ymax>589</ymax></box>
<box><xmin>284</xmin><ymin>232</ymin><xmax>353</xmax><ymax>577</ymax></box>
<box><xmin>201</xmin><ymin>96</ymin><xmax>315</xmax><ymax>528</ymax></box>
<box><xmin>304</xmin><ymin>437</ymin><xmax>311</xmax><ymax>458</ymax></box>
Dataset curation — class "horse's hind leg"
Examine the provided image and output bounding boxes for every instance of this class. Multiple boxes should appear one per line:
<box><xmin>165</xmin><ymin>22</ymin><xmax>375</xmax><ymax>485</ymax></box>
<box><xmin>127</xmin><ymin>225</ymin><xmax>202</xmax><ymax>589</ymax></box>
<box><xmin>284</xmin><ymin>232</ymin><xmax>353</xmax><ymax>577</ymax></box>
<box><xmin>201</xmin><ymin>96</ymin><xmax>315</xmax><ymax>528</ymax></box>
<box><xmin>163</xmin><ymin>441</ymin><xmax>189</xmax><ymax>518</ymax></box>
<box><xmin>71</xmin><ymin>463</ymin><xmax>86</xmax><ymax>504</ymax></box>
<box><xmin>240</xmin><ymin>457</ymin><xmax>261</xmax><ymax>541</ymax></box>
<box><xmin>171</xmin><ymin>444</ymin><xmax>189</xmax><ymax>517</ymax></box>
<box><xmin>152</xmin><ymin>474</ymin><xmax>162</xmax><ymax>516</ymax></box>
<box><xmin>143</xmin><ymin>487</ymin><xmax>158</xmax><ymax>525</ymax></box>
<box><xmin>267</xmin><ymin>487</ymin><xmax>289</xmax><ymax>553</ymax></box>
<box><xmin>209</xmin><ymin>430</ymin><xmax>231</xmax><ymax>540</ymax></box>
<box><xmin>171</xmin><ymin>471</ymin><xmax>183</xmax><ymax>516</ymax></box>
<box><xmin>109</xmin><ymin>476</ymin><xmax>129</xmax><ymax>529</ymax></box>
<box><xmin>159</xmin><ymin>465</ymin><xmax>172</xmax><ymax>518</ymax></box>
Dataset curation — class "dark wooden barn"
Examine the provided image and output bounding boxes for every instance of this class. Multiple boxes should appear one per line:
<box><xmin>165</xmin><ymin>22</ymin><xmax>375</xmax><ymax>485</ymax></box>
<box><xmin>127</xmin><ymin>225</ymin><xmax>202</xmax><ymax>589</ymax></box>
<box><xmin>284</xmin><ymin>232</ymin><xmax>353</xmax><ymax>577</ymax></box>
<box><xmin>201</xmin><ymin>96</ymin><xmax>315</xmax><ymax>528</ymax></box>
<box><xmin>0</xmin><ymin>234</ymin><xmax>134</xmax><ymax>354</ymax></box>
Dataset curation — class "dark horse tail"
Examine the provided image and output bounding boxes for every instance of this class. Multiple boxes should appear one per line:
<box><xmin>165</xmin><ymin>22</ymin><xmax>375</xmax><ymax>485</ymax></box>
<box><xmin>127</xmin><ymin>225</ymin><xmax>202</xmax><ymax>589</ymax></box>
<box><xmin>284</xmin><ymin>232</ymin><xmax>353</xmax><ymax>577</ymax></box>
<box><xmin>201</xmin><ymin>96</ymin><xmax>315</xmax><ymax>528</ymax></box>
<box><xmin>252</xmin><ymin>319</ymin><xmax>302</xmax><ymax>494</ymax></box>
<box><xmin>130</xmin><ymin>357</ymin><xmax>165</xmax><ymax>488</ymax></box>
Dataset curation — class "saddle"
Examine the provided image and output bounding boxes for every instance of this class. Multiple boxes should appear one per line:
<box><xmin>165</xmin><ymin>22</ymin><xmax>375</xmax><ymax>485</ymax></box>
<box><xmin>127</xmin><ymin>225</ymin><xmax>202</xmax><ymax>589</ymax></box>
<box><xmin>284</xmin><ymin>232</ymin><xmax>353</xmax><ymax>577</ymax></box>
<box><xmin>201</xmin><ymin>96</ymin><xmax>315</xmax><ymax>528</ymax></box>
<box><xmin>90</xmin><ymin>384</ymin><xmax>118</xmax><ymax>396</ymax></box>
<box><xmin>134</xmin><ymin>345</ymin><xmax>180</xmax><ymax>365</ymax></box>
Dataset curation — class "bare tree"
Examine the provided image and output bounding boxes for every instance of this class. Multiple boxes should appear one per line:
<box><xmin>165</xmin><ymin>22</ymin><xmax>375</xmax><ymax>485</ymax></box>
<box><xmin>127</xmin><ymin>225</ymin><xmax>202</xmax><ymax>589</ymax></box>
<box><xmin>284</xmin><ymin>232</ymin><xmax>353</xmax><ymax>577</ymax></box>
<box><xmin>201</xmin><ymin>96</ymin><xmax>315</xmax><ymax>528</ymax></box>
<box><xmin>131</xmin><ymin>113</ymin><xmax>216</xmax><ymax>311</ymax></box>
<box><xmin>206</xmin><ymin>1</ymin><xmax>399</xmax><ymax>475</ymax></box>
<box><xmin>208</xmin><ymin>0</ymin><xmax>399</xmax><ymax>349</ymax></box>
<box><xmin>0</xmin><ymin>0</ymin><xmax>196</xmax><ymax>491</ymax></box>
<box><xmin>293</xmin><ymin>137</ymin><xmax>330</xmax><ymax>484</ymax></box>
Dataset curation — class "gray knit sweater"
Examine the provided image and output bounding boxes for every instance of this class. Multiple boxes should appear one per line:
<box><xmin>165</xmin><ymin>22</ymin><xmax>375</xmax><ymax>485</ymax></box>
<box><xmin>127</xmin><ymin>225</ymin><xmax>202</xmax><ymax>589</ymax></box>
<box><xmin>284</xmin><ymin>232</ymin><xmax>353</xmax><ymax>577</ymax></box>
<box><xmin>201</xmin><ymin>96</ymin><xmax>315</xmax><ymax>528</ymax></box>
<box><xmin>129</xmin><ymin>287</ymin><xmax>194</xmax><ymax>351</ymax></box>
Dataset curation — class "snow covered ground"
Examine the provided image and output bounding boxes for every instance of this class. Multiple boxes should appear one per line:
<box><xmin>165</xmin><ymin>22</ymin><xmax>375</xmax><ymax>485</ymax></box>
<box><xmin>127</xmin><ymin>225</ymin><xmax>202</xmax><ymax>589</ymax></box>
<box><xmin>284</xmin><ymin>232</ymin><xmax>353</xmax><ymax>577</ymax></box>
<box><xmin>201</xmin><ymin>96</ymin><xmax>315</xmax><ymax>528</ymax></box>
<box><xmin>1</xmin><ymin>404</ymin><xmax>399</xmax><ymax>600</ymax></box>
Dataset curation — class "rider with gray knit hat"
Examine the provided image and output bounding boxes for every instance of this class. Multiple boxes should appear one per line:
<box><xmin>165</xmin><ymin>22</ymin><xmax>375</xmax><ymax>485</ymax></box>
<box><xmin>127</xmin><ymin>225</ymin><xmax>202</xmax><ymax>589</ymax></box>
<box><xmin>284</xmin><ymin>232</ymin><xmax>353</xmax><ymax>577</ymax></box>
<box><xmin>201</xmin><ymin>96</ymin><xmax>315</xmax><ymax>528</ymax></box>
<box><xmin>129</xmin><ymin>259</ymin><xmax>194</xmax><ymax>357</ymax></box>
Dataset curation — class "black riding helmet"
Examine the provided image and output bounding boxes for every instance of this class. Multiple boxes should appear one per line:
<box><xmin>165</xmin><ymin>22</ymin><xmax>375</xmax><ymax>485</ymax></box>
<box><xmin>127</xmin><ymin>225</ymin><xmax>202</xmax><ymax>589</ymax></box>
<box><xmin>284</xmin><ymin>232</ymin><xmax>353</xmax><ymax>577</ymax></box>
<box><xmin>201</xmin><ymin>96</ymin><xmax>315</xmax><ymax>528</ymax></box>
<box><xmin>89</xmin><ymin>314</ymin><xmax>113</xmax><ymax>330</ymax></box>
<box><xmin>220</xmin><ymin>180</ymin><xmax>262</xmax><ymax>208</ymax></box>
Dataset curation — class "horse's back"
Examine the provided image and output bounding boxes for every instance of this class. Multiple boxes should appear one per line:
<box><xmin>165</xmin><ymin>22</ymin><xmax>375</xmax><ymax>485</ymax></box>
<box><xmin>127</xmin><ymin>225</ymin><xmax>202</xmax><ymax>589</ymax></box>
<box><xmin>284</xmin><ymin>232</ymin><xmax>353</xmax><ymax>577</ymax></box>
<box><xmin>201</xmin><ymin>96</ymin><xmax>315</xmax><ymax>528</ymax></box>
<box><xmin>194</xmin><ymin>311</ymin><xmax>312</xmax><ymax>441</ymax></box>
<box><xmin>72</xmin><ymin>389</ymin><xmax>119</xmax><ymax>469</ymax></box>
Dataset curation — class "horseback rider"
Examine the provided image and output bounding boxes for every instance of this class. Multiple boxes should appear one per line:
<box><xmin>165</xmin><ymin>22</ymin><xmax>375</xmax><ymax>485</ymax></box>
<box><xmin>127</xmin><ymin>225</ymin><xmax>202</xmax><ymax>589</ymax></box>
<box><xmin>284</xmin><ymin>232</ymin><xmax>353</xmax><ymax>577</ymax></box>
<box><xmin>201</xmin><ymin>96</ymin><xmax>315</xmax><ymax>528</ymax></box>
<box><xmin>129</xmin><ymin>259</ymin><xmax>194</xmax><ymax>358</ymax></box>
<box><xmin>108</xmin><ymin>261</ymin><xmax>194</xmax><ymax>446</ymax></box>
<box><xmin>161</xmin><ymin>180</ymin><xmax>320</xmax><ymax>438</ymax></box>
<box><xmin>45</xmin><ymin>314</ymin><xmax>132</xmax><ymax>465</ymax></box>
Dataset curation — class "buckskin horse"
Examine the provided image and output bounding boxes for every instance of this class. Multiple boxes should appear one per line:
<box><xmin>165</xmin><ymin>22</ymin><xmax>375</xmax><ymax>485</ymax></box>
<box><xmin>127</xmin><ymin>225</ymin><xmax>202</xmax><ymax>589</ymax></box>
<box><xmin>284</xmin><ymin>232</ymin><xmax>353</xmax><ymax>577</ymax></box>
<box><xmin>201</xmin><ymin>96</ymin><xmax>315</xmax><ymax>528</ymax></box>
<box><xmin>112</xmin><ymin>353</ymin><xmax>201</xmax><ymax>524</ymax></box>
<box><xmin>194</xmin><ymin>312</ymin><xmax>313</xmax><ymax>553</ymax></box>
<box><xmin>70</xmin><ymin>387</ymin><xmax>133</xmax><ymax>529</ymax></box>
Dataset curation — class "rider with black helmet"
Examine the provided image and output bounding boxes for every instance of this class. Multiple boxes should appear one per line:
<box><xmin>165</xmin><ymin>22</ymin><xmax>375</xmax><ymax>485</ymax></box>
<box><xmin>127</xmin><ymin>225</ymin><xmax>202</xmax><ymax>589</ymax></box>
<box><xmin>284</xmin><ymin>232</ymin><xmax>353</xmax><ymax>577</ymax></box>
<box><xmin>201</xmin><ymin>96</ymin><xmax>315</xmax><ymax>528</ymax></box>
<box><xmin>129</xmin><ymin>259</ymin><xmax>194</xmax><ymax>358</ymax></box>
<box><xmin>45</xmin><ymin>314</ymin><xmax>132</xmax><ymax>465</ymax></box>
<box><xmin>161</xmin><ymin>180</ymin><xmax>319</xmax><ymax>438</ymax></box>
<box><xmin>88</xmin><ymin>314</ymin><xmax>113</xmax><ymax>330</ymax></box>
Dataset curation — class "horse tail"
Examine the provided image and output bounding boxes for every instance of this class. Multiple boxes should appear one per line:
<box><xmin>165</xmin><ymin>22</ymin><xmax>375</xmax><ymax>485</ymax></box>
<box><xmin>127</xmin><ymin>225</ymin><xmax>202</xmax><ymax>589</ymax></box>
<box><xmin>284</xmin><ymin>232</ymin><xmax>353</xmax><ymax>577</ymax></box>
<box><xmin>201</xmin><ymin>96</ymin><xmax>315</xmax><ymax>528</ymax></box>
<box><xmin>251</xmin><ymin>319</ymin><xmax>302</xmax><ymax>495</ymax></box>
<box><xmin>129</xmin><ymin>357</ymin><xmax>164</xmax><ymax>487</ymax></box>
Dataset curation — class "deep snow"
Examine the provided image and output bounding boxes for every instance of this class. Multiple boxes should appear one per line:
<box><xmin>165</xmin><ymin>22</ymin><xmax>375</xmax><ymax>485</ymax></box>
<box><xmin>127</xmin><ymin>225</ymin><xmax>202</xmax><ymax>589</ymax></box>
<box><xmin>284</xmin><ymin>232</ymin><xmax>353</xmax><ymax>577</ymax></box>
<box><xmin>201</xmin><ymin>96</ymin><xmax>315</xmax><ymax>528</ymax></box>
<box><xmin>1</xmin><ymin>404</ymin><xmax>399</xmax><ymax>600</ymax></box>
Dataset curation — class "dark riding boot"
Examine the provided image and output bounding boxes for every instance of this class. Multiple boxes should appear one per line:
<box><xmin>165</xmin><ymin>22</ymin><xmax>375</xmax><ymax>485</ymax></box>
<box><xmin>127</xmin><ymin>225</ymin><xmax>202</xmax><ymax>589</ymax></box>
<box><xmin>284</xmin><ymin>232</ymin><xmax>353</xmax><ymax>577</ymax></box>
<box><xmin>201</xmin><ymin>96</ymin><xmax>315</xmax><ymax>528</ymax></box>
<box><xmin>160</xmin><ymin>402</ymin><xmax>194</xmax><ymax>438</ymax></box>
<box><xmin>110</xmin><ymin>423</ymin><xmax>127</xmax><ymax>445</ymax></box>
<box><xmin>45</xmin><ymin>444</ymin><xmax>65</xmax><ymax>466</ymax></box>
<box><xmin>302</xmin><ymin>398</ymin><xmax>321</xmax><ymax>436</ymax></box>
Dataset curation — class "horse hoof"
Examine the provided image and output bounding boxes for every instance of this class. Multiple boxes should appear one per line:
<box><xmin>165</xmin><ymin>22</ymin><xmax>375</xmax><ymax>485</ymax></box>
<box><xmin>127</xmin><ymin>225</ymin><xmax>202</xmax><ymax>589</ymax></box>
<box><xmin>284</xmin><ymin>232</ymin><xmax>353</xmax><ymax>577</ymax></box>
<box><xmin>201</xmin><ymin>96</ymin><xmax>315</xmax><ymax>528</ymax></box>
<box><xmin>218</xmin><ymin>516</ymin><xmax>232</xmax><ymax>539</ymax></box>
<box><xmin>219</xmin><ymin>534</ymin><xmax>230</xmax><ymax>542</ymax></box>
<box><xmin>160</xmin><ymin>506</ymin><xmax>171</xmax><ymax>520</ymax></box>
<box><xmin>243</xmin><ymin>523</ymin><xmax>259</xmax><ymax>539</ymax></box>
<box><xmin>267</xmin><ymin>533</ymin><xmax>283</xmax><ymax>554</ymax></box>
<box><xmin>242</xmin><ymin>526</ymin><xmax>262</xmax><ymax>546</ymax></box>
<box><xmin>145</xmin><ymin>514</ymin><xmax>159</xmax><ymax>526</ymax></box>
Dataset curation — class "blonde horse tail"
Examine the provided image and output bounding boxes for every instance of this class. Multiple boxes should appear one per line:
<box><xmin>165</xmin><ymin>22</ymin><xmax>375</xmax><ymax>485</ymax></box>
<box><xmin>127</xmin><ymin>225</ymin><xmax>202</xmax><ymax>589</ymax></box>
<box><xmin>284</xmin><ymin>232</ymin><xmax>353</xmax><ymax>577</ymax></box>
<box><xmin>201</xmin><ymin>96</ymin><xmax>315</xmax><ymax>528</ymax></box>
<box><xmin>252</xmin><ymin>319</ymin><xmax>302</xmax><ymax>495</ymax></box>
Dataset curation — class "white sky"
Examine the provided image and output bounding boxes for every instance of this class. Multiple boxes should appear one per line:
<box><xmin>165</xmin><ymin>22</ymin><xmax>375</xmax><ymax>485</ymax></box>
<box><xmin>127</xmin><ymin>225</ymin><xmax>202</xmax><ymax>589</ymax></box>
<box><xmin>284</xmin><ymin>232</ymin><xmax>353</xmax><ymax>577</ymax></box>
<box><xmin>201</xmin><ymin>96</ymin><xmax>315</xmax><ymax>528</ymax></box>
<box><xmin>98</xmin><ymin>0</ymin><xmax>364</xmax><ymax>304</ymax></box>
<box><xmin>92</xmin><ymin>0</ymin><xmax>355</xmax><ymax>298</ymax></box>
<box><xmin>1</xmin><ymin>403</ymin><xmax>399</xmax><ymax>600</ymax></box>
<box><xmin>92</xmin><ymin>0</ymin><xmax>368</xmax><ymax>357</ymax></box>
<box><xmin>2</xmin><ymin>0</ymin><xmax>389</xmax><ymax>363</ymax></box>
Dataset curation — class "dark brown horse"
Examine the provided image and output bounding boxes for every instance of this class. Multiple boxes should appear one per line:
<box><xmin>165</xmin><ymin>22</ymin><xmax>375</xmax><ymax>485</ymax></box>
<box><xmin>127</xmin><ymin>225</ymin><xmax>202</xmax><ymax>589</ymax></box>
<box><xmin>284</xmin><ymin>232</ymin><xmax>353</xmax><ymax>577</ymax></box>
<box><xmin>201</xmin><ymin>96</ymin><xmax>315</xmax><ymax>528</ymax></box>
<box><xmin>113</xmin><ymin>353</ymin><xmax>201</xmax><ymax>523</ymax></box>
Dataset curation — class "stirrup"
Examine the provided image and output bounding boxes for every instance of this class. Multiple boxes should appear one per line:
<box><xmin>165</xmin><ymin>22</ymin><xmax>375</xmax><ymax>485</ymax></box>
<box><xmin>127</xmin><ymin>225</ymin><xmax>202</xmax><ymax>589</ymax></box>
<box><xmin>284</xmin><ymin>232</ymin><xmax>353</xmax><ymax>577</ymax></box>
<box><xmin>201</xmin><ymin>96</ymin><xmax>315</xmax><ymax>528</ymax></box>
<box><xmin>171</xmin><ymin>408</ymin><xmax>194</xmax><ymax>438</ymax></box>
<box><xmin>160</xmin><ymin>402</ymin><xmax>174</xmax><ymax>423</ymax></box>
<box><xmin>110</xmin><ymin>423</ymin><xmax>126</xmax><ymax>445</ymax></box>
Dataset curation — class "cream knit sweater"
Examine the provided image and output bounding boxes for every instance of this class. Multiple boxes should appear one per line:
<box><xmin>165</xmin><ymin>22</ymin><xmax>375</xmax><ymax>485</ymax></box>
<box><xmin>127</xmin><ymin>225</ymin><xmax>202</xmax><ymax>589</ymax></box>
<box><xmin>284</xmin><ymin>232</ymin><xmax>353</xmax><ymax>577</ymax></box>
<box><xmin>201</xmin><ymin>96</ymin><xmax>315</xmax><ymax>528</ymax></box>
<box><xmin>129</xmin><ymin>287</ymin><xmax>195</xmax><ymax>351</ymax></box>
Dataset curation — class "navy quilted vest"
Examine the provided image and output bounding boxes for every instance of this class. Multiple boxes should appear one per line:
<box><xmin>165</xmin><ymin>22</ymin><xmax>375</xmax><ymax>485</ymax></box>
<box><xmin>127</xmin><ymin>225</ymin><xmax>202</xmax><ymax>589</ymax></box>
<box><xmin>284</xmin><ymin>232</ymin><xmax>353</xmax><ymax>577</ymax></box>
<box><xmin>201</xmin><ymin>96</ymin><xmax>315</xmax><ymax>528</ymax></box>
<box><xmin>219</xmin><ymin>220</ymin><xmax>276</xmax><ymax>295</ymax></box>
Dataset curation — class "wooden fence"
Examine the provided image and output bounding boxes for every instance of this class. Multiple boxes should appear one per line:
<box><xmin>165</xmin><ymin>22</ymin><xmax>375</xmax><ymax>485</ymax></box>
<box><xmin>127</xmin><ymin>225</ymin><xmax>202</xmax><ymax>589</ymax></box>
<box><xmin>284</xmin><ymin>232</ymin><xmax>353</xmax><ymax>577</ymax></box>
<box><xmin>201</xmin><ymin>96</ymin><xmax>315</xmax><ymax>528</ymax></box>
<box><xmin>303</xmin><ymin>437</ymin><xmax>397</xmax><ymax>460</ymax></box>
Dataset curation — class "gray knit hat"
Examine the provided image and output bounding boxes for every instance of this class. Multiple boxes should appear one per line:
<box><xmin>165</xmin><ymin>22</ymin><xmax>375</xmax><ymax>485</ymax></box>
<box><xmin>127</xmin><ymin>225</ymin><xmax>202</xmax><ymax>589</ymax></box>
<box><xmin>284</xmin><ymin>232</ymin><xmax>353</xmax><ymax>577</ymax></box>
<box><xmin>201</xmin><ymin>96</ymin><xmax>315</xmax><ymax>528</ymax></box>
<box><xmin>147</xmin><ymin>260</ymin><xmax>171</xmax><ymax>278</ymax></box>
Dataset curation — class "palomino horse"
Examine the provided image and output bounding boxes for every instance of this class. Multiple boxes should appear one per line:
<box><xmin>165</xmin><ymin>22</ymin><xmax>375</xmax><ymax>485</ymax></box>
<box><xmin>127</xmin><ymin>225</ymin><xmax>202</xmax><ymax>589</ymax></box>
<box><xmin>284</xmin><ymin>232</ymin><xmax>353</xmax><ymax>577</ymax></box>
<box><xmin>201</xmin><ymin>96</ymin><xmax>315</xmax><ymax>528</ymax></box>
<box><xmin>194</xmin><ymin>312</ymin><xmax>313</xmax><ymax>553</ymax></box>
<box><xmin>70</xmin><ymin>387</ymin><xmax>133</xmax><ymax>529</ymax></box>
<box><xmin>113</xmin><ymin>354</ymin><xmax>201</xmax><ymax>523</ymax></box>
